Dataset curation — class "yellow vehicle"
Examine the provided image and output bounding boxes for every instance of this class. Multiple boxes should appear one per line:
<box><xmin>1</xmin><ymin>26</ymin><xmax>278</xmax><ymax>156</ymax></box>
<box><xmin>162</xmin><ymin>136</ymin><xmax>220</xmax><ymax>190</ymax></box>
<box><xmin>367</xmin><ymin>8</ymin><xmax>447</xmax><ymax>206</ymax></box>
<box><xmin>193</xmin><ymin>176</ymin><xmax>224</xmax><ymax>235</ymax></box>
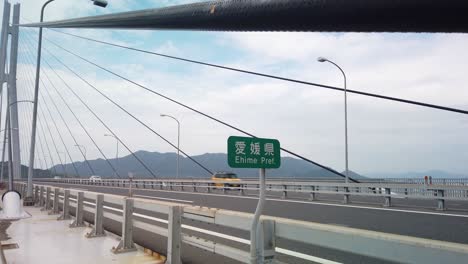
<box><xmin>211</xmin><ymin>172</ymin><xmax>241</xmax><ymax>189</ymax></box>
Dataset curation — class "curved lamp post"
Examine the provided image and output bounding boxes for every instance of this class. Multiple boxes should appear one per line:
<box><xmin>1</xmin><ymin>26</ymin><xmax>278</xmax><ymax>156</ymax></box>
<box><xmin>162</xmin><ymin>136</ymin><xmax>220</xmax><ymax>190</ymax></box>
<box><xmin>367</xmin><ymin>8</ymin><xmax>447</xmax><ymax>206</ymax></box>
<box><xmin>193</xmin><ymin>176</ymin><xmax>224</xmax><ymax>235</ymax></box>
<box><xmin>74</xmin><ymin>144</ymin><xmax>87</xmax><ymax>177</ymax></box>
<box><xmin>317</xmin><ymin>57</ymin><xmax>349</xmax><ymax>183</ymax></box>
<box><xmin>104</xmin><ymin>134</ymin><xmax>119</xmax><ymax>177</ymax></box>
<box><xmin>26</xmin><ymin>0</ymin><xmax>108</xmax><ymax>200</ymax></box>
<box><xmin>160</xmin><ymin>114</ymin><xmax>180</xmax><ymax>179</ymax></box>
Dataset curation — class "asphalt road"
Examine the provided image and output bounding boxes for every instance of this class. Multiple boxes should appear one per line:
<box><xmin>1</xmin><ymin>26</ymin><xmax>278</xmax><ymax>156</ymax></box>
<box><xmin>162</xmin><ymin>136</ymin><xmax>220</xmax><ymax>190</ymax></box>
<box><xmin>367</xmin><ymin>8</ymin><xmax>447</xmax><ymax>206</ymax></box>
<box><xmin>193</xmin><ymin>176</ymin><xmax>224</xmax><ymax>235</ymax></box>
<box><xmin>34</xmin><ymin>181</ymin><xmax>468</xmax><ymax>264</ymax></box>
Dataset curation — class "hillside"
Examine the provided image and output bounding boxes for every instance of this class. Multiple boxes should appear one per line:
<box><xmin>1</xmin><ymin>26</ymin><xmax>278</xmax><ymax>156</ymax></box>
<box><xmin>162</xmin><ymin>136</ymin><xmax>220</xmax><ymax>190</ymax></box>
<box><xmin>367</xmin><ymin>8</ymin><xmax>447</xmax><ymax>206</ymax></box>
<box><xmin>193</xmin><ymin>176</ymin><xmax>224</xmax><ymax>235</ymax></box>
<box><xmin>50</xmin><ymin>151</ymin><xmax>358</xmax><ymax>179</ymax></box>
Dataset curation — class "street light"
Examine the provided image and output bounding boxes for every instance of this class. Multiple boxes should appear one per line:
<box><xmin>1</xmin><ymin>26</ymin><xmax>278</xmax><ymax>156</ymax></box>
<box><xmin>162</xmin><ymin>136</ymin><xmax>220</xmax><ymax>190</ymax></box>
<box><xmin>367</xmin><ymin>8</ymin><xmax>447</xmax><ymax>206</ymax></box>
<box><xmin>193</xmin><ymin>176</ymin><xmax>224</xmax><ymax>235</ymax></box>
<box><xmin>58</xmin><ymin>151</ymin><xmax>67</xmax><ymax>177</ymax></box>
<box><xmin>0</xmin><ymin>128</ymin><xmax>18</xmax><ymax>133</ymax></box>
<box><xmin>27</xmin><ymin>0</ymin><xmax>107</xmax><ymax>200</ymax></box>
<box><xmin>9</xmin><ymin>100</ymin><xmax>34</xmax><ymax>107</ymax></box>
<box><xmin>317</xmin><ymin>57</ymin><xmax>349</xmax><ymax>183</ymax></box>
<box><xmin>104</xmin><ymin>134</ymin><xmax>119</xmax><ymax>177</ymax></box>
<box><xmin>74</xmin><ymin>144</ymin><xmax>87</xmax><ymax>158</ymax></box>
<box><xmin>74</xmin><ymin>144</ymin><xmax>87</xmax><ymax>177</ymax></box>
<box><xmin>160</xmin><ymin>114</ymin><xmax>180</xmax><ymax>179</ymax></box>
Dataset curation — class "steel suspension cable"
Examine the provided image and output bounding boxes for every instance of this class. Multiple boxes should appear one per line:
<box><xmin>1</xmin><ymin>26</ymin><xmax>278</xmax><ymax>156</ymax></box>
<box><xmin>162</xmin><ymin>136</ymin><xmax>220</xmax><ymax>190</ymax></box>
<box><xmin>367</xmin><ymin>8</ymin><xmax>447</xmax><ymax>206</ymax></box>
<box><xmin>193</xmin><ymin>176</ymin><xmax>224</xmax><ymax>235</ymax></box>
<box><xmin>44</xmin><ymin>66</ymin><xmax>120</xmax><ymax>177</ymax></box>
<box><xmin>39</xmin><ymin>89</ymin><xmax>80</xmax><ymax>176</ymax></box>
<box><xmin>23</xmin><ymin>30</ymin><xmax>213</xmax><ymax>177</ymax></box>
<box><xmin>17</xmin><ymin>53</ymin><xmax>56</xmax><ymax>176</ymax></box>
<box><xmin>37</xmin><ymin>119</ymin><xmax>58</xmax><ymax>176</ymax></box>
<box><xmin>21</xmin><ymin>45</ymin><xmax>80</xmax><ymax>177</ymax></box>
<box><xmin>20</xmin><ymin>35</ymin><xmax>121</xmax><ymax>178</ymax></box>
<box><xmin>19</xmin><ymin>36</ymin><xmax>51</xmax><ymax>176</ymax></box>
<box><xmin>22</xmin><ymin>32</ymin><xmax>158</xmax><ymax>178</ymax></box>
<box><xmin>20</xmin><ymin>43</ymin><xmax>96</xmax><ymax>176</ymax></box>
<box><xmin>42</xmin><ymin>27</ymin><xmax>468</xmax><ymax>116</ymax></box>
<box><xmin>17</xmin><ymin>67</ymin><xmax>35</xmax><ymax>169</ymax></box>
<box><xmin>44</xmin><ymin>73</ymin><xmax>157</xmax><ymax>177</ymax></box>
<box><xmin>26</xmin><ymin>39</ymin><xmax>215</xmax><ymax>176</ymax></box>
<box><xmin>45</xmin><ymin>56</ymin><xmax>214</xmax><ymax>175</ymax></box>
<box><xmin>36</xmin><ymin>133</ymin><xmax>50</xmax><ymax>175</ymax></box>
<box><xmin>38</xmin><ymin>103</ymin><xmax>70</xmax><ymax>175</ymax></box>
<box><xmin>20</xmin><ymin>85</ymin><xmax>59</xmax><ymax>177</ymax></box>
<box><xmin>41</xmin><ymin>77</ymin><xmax>96</xmax><ymax>175</ymax></box>
<box><xmin>20</xmin><ymin>54</ymin><xmax>67</xmax><ymax>176</ymax></box>
<box><xmin>19</xmin><ymin>95</ymin><xmax>54</xmax><ymax>178</ymax></box>
<box><xmin>16</xmin><ymin>62</ymin><xmax>36</xmax><ymax>173</ymax></box>
<box><xmin>21</xmin><ymin>67</ymin><xmax>58</xmax><ymax>177</ymax></box>
<box><xmin>26</xmin><ymin>29</ymin><xmax>349</xmax><ymax>181</ymax></box>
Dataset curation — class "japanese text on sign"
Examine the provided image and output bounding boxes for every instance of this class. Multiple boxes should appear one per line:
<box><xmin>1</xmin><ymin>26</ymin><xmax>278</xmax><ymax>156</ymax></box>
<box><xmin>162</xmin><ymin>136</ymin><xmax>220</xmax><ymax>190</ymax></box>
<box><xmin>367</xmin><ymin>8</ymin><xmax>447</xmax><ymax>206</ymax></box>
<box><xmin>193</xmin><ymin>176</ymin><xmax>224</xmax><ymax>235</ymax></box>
<box><xmin>228</xmin><ymin>136</ymin><xmax>281</xmax><ymax>169</ymax></box>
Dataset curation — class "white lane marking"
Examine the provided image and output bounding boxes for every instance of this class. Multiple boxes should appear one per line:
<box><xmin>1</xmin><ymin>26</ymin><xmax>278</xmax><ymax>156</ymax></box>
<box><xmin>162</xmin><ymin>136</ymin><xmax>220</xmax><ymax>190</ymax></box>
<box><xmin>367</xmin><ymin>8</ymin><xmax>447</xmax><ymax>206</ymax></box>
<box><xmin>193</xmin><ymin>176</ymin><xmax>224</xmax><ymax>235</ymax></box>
<box><xmin>45</xmin><ymin>182</ymin><xmax>468</xmax><ymax>218</ymax></box>
<box><xmin>267</xmin><ymin>198</ymin><xmax>468</xmax><ymax>218</ymax></box>
<box><xmin>134</xmin><ymin>212</ymin><xmax>167</xmax><ymax>224</ymax></box>
<box><xmin>277</xmin><ymin>248</ymin><xmax>342</xmax><ymax>264</ymax></box>
<box><xmin>81</xmin><ymin>200</ymin><xmax>169</xmax><ymax>224</ymax></box>
<box><xmin>70</xmin><ymin>188</ymin><xmax>88</xmax><ymax>191</ymax></box>
<box><xmin>134</xmin><ymin>194</ymin><xmax>193</xmax><ymax>204</ymax></box>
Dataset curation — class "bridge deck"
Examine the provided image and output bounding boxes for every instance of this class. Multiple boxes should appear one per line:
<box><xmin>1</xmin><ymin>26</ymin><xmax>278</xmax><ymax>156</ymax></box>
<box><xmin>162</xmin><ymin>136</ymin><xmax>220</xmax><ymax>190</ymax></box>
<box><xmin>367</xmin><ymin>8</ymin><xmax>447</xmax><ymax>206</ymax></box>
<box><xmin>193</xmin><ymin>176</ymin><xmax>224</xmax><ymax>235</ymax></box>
<box><xmin>2</xmin><ymin>206</ymin><xmax>162</xmax><ymax>264</ymax></box>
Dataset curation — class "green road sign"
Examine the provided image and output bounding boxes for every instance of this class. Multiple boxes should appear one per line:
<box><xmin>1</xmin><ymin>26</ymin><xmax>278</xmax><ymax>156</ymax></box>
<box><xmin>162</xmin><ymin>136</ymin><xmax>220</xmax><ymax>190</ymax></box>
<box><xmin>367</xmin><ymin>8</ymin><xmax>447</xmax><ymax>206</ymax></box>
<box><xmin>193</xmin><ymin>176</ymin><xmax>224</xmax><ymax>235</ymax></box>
<box><xmin>228</xmin><ymin>136</ymin><xmax>281</xmax><ymax>169</ymax></box>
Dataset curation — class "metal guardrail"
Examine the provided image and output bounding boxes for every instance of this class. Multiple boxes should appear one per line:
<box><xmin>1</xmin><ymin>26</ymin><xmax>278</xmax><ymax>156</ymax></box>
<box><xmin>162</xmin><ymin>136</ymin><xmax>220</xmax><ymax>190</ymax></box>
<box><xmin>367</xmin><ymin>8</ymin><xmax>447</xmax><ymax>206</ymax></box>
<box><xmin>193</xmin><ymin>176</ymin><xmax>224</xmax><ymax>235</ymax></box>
<box><xmin>33</xmin><ymin>177</ymin><xmax>468</xmax><ymax>185</ymax></box>
<box><xmin>234</xmin><ymin>177</ymin><xmax>468</xmax><ymax>185</ymax></box>
<box><xmin>364</xmin><ymin>178</ymin><xmax>468</xmax><ymax>185</ymax></box>
<box><xmin>12</xmin><ymin>182</ymin><xmax>468</xmax><ymax>264</ymax></box>
<box><xmin>34</xmin><ymin>178</ymin><xmax>468</xmax><ymax>211</ymax></box>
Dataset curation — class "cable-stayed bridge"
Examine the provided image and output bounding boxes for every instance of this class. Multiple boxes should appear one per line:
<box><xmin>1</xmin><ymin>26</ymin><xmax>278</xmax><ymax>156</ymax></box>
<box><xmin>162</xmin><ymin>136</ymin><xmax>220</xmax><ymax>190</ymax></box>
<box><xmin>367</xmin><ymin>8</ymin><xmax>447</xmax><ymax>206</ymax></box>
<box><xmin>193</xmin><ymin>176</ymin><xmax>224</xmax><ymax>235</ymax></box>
<box><xmin>1</xmin><ymin>1</ymin><xmax>468</xmax><ymax>264</ymax></box>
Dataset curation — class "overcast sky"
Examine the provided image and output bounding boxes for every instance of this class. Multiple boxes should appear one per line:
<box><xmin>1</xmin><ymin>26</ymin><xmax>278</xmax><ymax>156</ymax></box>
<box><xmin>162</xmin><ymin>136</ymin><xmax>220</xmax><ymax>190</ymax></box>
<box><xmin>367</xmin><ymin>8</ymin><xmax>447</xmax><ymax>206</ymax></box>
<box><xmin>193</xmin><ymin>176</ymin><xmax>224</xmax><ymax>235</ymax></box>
<box><xmin>3</xmin><ymin>0</ymin><xmax>468</xmax><ymax>176</ymax></box>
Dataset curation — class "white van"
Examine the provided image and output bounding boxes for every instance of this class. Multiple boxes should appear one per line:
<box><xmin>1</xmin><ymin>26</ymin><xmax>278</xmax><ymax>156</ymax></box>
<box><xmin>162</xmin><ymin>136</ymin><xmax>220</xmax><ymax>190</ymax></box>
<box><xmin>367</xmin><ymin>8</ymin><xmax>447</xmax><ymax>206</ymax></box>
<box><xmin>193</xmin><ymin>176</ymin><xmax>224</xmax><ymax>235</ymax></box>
<box><xmin>89</xmin><ymin>175</ymin><xmax>102</xmax><ymax>182</ymax></box>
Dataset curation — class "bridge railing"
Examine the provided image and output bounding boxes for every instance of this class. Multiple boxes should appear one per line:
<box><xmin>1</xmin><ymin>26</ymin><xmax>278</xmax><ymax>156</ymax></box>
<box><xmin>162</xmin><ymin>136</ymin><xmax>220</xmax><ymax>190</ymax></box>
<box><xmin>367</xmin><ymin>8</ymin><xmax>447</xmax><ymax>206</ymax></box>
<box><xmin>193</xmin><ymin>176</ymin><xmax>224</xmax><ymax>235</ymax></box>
<box><xmin>13</xmin><ymin>182</ymin><xmax>468</xmax><ymax>264</ymax></box>
<box><xmin>34</xmin><ymin>178</ymin><xmax>468</xmax><ymax>210</ymax></box>
<box><xmin>363</xmin><ymin>178</ymin><xmax>468</xmax><ymax>185</ymax></box>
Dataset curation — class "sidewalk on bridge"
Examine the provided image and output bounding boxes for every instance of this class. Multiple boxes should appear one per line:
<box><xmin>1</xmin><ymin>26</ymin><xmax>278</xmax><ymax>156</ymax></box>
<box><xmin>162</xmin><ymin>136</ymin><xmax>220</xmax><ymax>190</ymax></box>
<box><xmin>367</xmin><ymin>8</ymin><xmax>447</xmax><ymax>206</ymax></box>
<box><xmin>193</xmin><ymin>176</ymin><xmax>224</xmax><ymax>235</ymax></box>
<box><xmin>1</xmin><ymin>205</ymin><xmax>164</xmax><ymax>264</ymax></box>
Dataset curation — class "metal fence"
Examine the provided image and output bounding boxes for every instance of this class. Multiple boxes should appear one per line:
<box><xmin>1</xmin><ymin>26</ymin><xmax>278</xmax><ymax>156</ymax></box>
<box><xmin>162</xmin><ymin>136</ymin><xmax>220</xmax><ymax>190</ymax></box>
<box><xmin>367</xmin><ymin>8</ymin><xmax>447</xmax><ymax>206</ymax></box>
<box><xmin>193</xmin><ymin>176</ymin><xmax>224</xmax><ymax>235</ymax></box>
<box><xmin>363</xmin><ymin>178</ymin><xmax>468</xmax><ymax>185</ymax></box>
<box><xmin>12</xmin><ymin>182</ymin><xmax>468</xmax><ymax>264</ymax></box>
<box><xmin>34</xmin><ymin>178</ymin><xmax>468</xmax><ymax>210</ymax></box>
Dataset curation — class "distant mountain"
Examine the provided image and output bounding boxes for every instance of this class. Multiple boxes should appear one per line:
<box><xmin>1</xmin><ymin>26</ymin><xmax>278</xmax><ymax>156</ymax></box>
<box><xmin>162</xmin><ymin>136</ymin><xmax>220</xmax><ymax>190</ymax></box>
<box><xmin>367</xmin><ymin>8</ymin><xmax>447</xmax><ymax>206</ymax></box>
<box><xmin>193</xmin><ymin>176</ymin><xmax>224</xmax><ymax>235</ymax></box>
<box><xmin>50</xmin><ymin>151</ymin><xmax>352</xmax><ymax>180</ymax></box>
<box><xmin>369</xmin><ymin>170</ymin><xmax>468</xmax><ymax>179</ymax></box>
<box><xmin>342</xmin><ymin>170</ymin><xmax>367</xmax><ymax>179</ymax></box>
<box><xmin>0</xmin><ymin>162</ymin><xmax>53</xmax><ymax>179</ymax></box>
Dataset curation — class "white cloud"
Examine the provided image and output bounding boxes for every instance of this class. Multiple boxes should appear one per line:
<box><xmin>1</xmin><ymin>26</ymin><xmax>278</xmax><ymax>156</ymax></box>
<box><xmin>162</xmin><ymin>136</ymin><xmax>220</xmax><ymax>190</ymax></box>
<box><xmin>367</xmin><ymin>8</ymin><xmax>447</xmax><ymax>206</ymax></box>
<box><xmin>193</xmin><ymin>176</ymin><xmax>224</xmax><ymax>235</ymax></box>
<box><xmin>5</xmin><ymin>1</ymin><xmax>468</xmax><ymax>176</ymax></box>
<box><xmin>154</xmin><ymin>41</ymin><xmax>181</xmax><ymax>56</ymax></box>
<box><xmin>214</xmin><ymin>32</ymin><xmax>468</xmax><ymax>174</ymax></box>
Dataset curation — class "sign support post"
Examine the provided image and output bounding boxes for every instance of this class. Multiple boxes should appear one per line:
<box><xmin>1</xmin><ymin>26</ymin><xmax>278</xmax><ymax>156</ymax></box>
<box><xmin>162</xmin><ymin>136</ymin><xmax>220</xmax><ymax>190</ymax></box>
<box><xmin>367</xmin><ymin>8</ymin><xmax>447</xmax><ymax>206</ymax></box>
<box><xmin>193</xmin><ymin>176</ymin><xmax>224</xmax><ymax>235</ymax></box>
<box><xmin>227</xmin><ymin>136</ymin><xmax>280</xmax><ymax>264</ymax></box>
<box><xmin>250</xmin><ymin>167</ymin><xmax>266</xmax><ymax>263</ymax></box>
